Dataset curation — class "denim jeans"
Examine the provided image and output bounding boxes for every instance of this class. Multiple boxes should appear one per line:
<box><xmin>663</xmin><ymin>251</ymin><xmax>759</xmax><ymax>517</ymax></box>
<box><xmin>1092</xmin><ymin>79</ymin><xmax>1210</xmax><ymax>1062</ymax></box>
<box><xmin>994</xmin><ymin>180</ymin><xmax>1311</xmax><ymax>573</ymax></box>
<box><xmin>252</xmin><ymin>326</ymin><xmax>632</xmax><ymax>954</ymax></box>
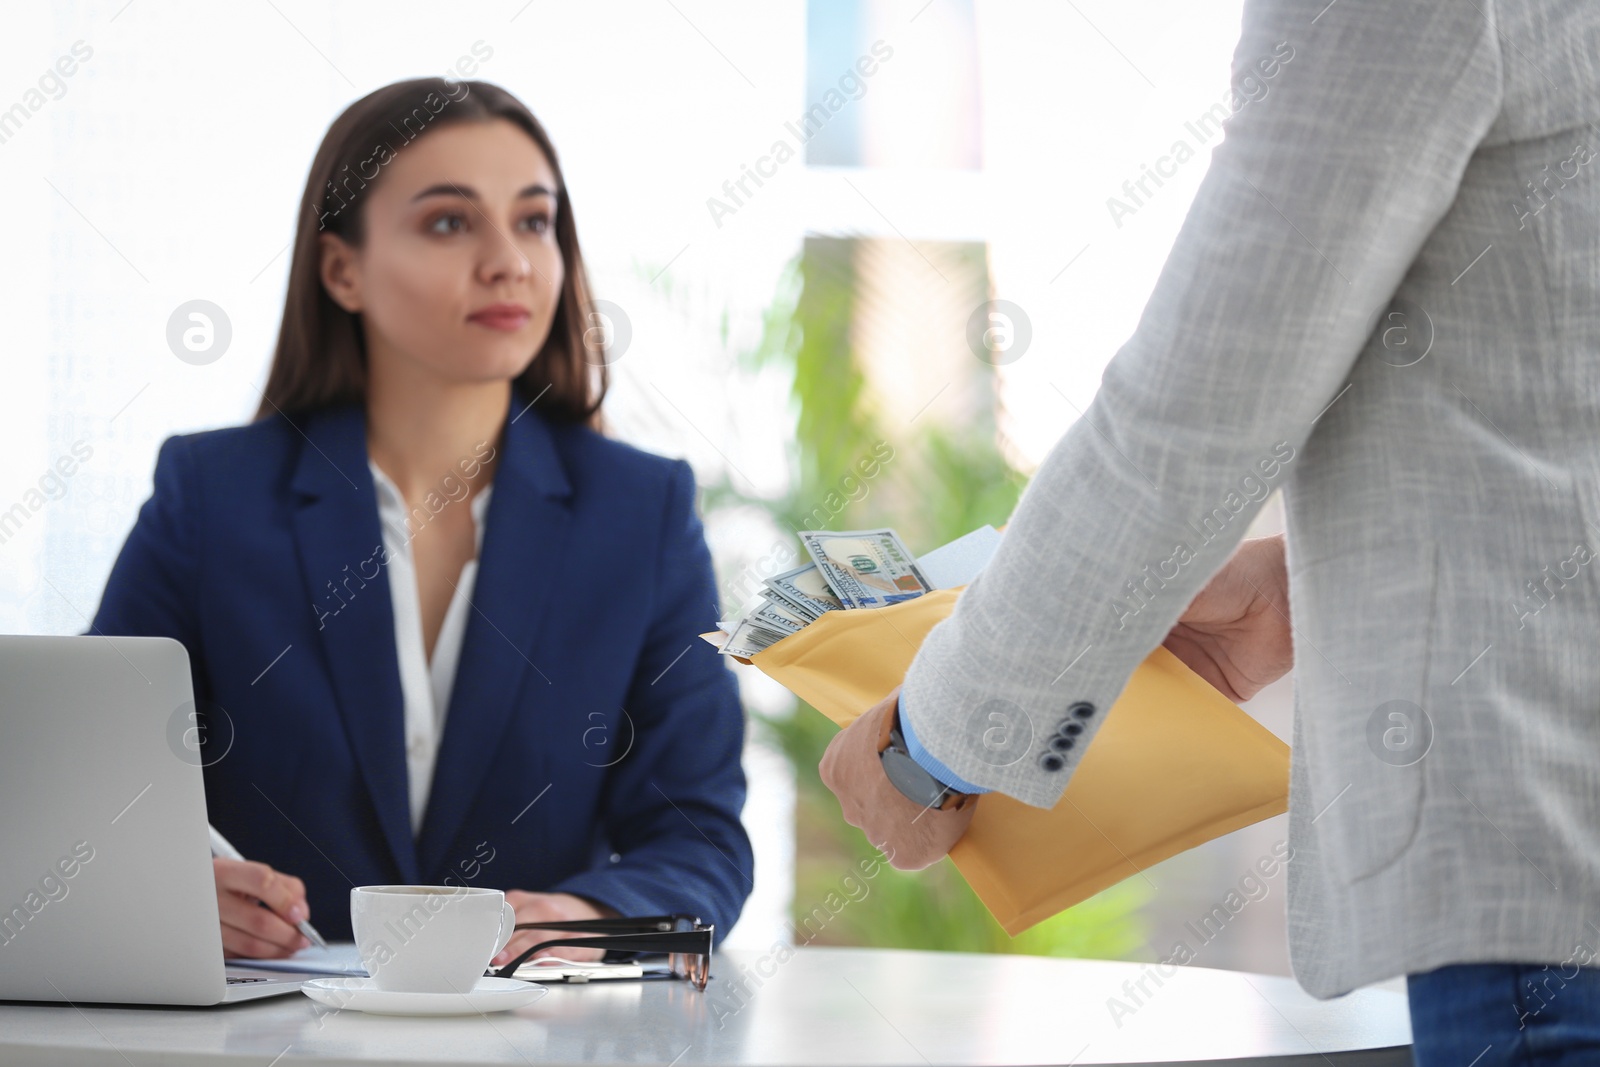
<box><xmin>1408</xmin><ymin>962</ymin><xmax>1600</xmax><ymax>1066</ymax></box>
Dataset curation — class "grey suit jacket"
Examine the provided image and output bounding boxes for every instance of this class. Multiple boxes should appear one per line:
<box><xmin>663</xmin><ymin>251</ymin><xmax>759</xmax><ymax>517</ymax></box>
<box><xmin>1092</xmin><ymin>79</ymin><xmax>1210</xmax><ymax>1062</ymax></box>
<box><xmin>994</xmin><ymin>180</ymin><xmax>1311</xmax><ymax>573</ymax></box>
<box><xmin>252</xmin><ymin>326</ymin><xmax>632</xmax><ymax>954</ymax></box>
<box><xmin>902</xmin><ymin>0</ymin><xmax>1600</xmax><ymax>998</ymax></box>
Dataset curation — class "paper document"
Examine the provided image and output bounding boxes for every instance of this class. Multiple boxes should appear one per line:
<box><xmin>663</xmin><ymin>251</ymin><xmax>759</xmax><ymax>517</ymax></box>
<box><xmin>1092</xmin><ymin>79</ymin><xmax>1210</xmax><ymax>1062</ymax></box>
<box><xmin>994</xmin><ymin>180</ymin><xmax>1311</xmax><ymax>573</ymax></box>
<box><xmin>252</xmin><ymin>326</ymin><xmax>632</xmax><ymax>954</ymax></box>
<box><xmin>228</xmin><ymin>942</ymin><xmax>366</xmax><ymax>976</ymax></box>
<box><xmin>914</xmin><ymin>523</ymin><xmax>1001</xmax><ymax>589</ymax></box>
<box><xmin>507</xmin><ymin>958</ymin><xmax>649</xmax><ymax>982</ymax></box>
<box><xmin>230</xmin><ymin>942</ymin><xmax>656</xmax><ymax>983</ymax></box>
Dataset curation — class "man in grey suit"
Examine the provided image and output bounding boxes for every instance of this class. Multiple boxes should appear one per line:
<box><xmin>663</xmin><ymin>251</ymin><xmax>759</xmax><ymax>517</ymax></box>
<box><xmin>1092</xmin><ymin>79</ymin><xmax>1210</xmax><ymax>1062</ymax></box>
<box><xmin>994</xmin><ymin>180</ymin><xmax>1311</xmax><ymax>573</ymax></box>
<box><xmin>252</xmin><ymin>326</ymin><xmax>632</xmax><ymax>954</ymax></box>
<box><xmin>820</xmin><ymin>0</ymin><xmax>1600</xmax><ymax>1060</ymax></box>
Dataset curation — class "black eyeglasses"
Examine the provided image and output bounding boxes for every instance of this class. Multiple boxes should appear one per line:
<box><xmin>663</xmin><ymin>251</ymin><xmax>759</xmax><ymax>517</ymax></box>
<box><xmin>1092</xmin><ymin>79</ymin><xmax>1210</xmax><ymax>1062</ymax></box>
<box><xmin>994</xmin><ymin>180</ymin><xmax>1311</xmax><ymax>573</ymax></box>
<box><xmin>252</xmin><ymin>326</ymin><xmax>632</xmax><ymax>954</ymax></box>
<box><xmin>489</xmin><ymin>914</ymin><xmax>714</xmax><ymax>990</ymax></box>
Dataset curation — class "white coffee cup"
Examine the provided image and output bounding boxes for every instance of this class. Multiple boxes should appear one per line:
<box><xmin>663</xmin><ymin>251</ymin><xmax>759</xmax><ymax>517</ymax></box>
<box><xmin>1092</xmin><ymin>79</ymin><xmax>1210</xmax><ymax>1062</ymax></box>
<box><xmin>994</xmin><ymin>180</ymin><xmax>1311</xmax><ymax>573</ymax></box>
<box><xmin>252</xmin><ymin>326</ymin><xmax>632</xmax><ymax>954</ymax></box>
<box><xmin>350</xmin><ymin>885</ymin><xmax>517</xmax><ymax>993</ymax></box>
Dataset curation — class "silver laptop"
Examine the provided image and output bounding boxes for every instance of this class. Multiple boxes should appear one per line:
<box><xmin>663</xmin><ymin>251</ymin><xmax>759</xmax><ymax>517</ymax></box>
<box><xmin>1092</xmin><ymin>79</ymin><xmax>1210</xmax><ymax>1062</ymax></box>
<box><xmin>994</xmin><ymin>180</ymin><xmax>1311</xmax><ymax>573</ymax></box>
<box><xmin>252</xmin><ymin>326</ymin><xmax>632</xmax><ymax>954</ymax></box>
<box><xmin>0</xmin><ymin>634</ymin><xmax>319</xmax><ymax>1004</ymax></box>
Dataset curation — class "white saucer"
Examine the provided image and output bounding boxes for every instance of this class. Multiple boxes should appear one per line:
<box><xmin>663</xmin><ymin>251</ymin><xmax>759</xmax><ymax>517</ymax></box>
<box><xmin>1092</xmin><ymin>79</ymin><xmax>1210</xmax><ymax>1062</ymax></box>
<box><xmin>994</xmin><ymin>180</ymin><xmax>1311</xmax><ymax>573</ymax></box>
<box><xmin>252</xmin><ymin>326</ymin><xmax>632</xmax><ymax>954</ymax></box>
<box><xmin>300</xmin><ymin>976</ymin><xmax>547</xmax><ymax>1016</ymax></box>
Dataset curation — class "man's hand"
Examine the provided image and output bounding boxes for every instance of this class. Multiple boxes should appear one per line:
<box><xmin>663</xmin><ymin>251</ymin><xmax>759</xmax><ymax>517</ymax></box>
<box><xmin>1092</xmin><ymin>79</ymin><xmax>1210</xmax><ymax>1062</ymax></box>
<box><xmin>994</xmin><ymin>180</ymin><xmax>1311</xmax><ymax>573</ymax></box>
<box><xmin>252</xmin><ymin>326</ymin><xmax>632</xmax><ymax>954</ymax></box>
<box><xmin>818</xmin><ymin>686</ymin><xmax>978</xmax><ymax>871</ymax></box>
<box><xmin>1163</xmin><ymin>533</ymin><xmax>1293</xmax><ymax>702</ymax></box>
<box><xmin>213</xmin><ymin>857</ymin><xmax>311</xmax><ymax>959</ymax></box>
<box><xmin>493</xmin><ymin>891</ymin><xmax>618</xmax><ymax>967</ymax></box>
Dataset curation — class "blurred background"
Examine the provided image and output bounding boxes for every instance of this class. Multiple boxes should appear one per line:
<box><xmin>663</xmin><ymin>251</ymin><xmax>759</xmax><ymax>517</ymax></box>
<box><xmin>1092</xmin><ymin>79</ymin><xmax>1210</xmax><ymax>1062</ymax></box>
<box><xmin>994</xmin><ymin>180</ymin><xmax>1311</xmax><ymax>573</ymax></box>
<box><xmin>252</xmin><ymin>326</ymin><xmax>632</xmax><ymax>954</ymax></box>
<box><xmin>1</xmin><ymin>0</ymin><xmax>1298</xmax><ymax>973</ymax></box>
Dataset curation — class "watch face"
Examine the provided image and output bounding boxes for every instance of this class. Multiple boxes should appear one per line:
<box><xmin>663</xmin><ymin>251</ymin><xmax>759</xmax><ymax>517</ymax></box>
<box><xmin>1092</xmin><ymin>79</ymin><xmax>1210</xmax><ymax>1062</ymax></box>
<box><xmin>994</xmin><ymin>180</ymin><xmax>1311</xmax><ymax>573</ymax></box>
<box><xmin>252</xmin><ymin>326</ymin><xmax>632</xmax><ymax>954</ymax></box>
<box><xmin>880</xmin><ymin>747</ymin><xmax>952</xmax><ymax>810</ymax></box>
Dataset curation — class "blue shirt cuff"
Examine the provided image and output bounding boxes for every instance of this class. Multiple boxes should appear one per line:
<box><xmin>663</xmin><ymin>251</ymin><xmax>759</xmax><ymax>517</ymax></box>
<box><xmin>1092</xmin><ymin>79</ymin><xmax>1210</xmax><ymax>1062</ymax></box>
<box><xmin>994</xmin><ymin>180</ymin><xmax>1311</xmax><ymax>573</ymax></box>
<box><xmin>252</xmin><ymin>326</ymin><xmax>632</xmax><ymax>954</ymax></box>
<box><xmin>896</xmin><ymin>692</ymin><xmax>992</xmax><ymax>795</ymax></box>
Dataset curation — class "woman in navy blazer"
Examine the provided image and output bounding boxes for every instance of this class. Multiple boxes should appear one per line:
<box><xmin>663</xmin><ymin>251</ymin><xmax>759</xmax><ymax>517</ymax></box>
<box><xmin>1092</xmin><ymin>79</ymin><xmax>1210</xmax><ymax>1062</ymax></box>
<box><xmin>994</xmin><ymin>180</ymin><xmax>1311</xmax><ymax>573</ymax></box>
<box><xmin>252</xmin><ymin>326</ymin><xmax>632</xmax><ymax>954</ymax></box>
<box><xmin>89</xmin><ymin>78</ymin><xmax>752</xmax><ymax>964</ymax></box>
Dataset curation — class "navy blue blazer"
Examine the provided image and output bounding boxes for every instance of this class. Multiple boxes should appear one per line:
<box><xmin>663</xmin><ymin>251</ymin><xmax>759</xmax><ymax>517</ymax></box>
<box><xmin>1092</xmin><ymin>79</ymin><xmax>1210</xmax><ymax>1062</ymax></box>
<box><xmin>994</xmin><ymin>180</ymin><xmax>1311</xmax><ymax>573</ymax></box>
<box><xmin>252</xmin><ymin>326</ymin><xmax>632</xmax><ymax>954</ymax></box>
<box><xmin>89</xmin><ymin>393</ymin><xmax>753</xmax><ymax>942</ymax></box>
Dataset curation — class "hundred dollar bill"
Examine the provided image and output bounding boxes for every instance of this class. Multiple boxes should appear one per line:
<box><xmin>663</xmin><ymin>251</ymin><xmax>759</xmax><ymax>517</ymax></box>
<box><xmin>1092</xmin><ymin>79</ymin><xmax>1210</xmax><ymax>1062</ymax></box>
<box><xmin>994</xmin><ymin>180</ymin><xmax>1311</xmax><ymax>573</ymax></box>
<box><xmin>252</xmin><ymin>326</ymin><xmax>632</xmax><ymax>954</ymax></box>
<box><xmin>799</xmin><ymin>528</ymin><xmax>934</xmax><ymax>609</ymax></box>
<box><xmin>762</xmin><ymin>562</ymin><xmax>843</xmax><ymax>620</ymax></box>
<box><xmin>716</xmin><ymin>599</ymin><xmax>758</xmax><ymax>635</ymax></box>
<box><xmin>718</xmin><ymin>615</ymin><xmax>789</xmax><ymax>658</ymax></box>
<box><xmin>751</xmin><ymin>592</ymin><xmax>808</xmax><ymax>634</ymax></box>
<box><xmin>725</xmin><ymin>591</ymin><xmax>806</xmax><ymax>637</ymax></box>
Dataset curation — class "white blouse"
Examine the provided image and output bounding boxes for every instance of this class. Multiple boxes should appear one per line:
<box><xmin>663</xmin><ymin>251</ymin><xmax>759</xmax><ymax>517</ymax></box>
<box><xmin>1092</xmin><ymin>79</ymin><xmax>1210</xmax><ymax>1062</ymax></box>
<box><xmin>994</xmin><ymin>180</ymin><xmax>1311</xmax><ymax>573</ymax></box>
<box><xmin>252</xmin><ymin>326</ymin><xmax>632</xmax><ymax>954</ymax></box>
<box><xmin>368</xmin><ymin>459</ymin><xmax>494</xmax><ymax>837</ymax></box>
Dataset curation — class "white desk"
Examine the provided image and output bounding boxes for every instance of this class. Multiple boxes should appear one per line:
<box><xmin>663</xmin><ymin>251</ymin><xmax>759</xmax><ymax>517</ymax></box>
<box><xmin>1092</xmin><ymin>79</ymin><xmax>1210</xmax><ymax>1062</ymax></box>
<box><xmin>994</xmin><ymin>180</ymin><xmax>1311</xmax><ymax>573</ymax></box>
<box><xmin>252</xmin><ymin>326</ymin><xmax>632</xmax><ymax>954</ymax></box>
<box><xmin>0</xmin><ymin>946</ymin><xmax>1410</xmax><ymax>1066</ymax></box>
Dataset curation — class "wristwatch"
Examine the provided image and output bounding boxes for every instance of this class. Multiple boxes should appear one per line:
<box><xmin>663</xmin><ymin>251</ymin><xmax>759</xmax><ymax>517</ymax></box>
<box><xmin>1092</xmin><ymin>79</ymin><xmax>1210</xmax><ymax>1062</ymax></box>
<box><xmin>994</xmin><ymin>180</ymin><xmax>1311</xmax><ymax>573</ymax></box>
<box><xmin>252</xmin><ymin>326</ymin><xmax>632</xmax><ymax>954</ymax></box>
<box><xmin>877</xmin><ymin>702</ymin><xmax>973</xmax><ymax>812</ymax></box>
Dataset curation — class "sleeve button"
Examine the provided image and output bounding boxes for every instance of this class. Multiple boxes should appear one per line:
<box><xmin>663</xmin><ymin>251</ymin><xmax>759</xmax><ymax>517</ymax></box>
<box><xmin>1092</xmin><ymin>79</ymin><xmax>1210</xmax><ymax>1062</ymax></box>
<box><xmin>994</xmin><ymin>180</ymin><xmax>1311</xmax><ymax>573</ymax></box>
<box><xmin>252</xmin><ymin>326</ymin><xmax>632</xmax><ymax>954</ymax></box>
<box><xmin>1049</xmin><ymin>734</ymin><xmax>1076</xmax><ymax>753</ymax></box>
<box><xmin>1038</xmin><ymin>752</ymin><xmax>1066</xmax><ymax>772</ymax></box>
<box><xmin>1069</xmin><ymin>701</ymin><xmax>1096</xmax><ymax>719</ymax></box>
<box><xmin>1059</xmin><ymin>721</ymin><xmax>1084</xmax><ymax>737</ymax></box>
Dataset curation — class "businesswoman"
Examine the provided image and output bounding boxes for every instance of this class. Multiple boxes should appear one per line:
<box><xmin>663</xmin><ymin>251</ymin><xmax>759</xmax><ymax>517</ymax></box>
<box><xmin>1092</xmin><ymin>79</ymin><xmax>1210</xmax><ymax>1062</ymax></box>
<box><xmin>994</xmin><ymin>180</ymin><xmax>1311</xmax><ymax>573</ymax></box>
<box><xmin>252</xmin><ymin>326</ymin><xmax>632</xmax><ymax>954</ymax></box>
<box><xmin>90</xmin><ymin>78</ymin><xmax>753</xmax><ymax>966</ymax></box>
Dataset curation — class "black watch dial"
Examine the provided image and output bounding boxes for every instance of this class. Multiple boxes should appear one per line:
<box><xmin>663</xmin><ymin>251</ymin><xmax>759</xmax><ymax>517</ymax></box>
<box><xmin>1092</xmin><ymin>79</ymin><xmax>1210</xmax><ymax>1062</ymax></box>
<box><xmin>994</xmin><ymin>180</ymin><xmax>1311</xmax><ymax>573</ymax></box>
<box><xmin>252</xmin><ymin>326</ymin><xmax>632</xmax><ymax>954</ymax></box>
<box><xmin>880</xmin><ymin>730</ymin><xmax>955</xmax><ymax>810</ymax></box>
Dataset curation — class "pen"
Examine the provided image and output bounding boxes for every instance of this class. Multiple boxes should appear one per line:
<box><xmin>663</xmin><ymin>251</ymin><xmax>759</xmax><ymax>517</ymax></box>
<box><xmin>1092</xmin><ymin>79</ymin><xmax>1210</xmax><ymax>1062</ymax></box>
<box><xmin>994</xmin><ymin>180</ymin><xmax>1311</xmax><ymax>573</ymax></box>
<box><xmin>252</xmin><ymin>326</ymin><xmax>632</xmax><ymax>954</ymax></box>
<box><xmin>207</xmin><ymin>823</ymin><xmax>328</xmax><ymax>950</ymax></box>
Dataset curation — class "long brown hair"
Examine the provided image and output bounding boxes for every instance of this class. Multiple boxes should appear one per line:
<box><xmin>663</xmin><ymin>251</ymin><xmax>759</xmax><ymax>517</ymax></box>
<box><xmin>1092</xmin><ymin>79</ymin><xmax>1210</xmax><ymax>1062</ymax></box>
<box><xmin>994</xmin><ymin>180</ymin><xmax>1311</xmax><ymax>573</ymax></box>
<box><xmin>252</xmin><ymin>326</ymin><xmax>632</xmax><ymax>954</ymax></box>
<box><xmin>256</xmin><ymin>78</ymin><xmax>607</xmax><ymax>428</ymax></box>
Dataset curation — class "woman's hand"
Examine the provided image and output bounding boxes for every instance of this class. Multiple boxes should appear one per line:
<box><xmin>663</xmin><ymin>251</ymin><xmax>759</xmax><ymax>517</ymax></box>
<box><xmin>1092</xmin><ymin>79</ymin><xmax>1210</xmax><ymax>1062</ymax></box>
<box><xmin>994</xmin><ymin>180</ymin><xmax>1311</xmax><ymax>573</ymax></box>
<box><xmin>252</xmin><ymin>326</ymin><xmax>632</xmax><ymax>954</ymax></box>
<box><xmin>1162</xmin><ymin>533</ymin><xmax>1294</xmax><ymax>702</ymax></box>
<box><xmin>213</xmin><ymin>857</ymin><xmax>311</xmax><ymax>959</ymax></box>
<box><xmin>493</xmin><ymin>891</ymin><xmax>619</xmax><ymax>967</ymax></box>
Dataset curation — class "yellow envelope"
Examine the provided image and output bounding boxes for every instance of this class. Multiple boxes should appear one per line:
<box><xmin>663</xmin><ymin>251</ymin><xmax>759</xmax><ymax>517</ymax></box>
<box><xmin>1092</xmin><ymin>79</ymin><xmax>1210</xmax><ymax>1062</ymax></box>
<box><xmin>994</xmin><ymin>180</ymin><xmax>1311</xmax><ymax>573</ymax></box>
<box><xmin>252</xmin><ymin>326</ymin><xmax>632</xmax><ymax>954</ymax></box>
<box><xmin>721</xmin><ymin>585</ymin><xmax>1289</xmax><ymax>935</ymax></box>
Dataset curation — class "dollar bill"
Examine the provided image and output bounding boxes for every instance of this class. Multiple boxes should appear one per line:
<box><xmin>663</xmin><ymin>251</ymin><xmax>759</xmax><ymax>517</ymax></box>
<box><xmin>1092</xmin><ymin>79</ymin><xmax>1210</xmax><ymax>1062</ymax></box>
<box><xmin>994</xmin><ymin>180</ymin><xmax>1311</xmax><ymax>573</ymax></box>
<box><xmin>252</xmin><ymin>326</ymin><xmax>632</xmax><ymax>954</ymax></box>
<box><xmin>723</xmin><ymin>590</ymin><xmax>805</xmax><ymax>636</ymax></box>
<box><xmin>798</xmin><ymin>528</ymin><xmax>934</xmax><ymax>609</ymax></box>
<box><xmin>762</xmin><ymin>563</ymin><xmax>843</xmax><ymax>620</ymax></box>
<box><xmin>718</xmin><ymin>615</ymin><xmax>789</xmax><ymax>658</ymax></box>
<box><xmin>751</xmin><ymin>592</ymin><xmax>808</xmax><ymax>634</ymax></box>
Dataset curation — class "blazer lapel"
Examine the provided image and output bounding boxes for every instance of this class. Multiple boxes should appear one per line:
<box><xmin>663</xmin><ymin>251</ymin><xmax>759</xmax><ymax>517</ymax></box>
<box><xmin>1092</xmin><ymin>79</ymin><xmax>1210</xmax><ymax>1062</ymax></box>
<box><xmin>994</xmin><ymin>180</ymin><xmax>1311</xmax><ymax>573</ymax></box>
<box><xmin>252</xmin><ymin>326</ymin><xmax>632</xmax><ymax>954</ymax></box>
<box><xmin>289</xmin><ymin>402</ymin><xmax>420</xmax><ymax>884</ymax></box>
<box><xmin>417</xmin><ymin>399</ymin><xmax>573</xmax><ymax>876</ymax></box>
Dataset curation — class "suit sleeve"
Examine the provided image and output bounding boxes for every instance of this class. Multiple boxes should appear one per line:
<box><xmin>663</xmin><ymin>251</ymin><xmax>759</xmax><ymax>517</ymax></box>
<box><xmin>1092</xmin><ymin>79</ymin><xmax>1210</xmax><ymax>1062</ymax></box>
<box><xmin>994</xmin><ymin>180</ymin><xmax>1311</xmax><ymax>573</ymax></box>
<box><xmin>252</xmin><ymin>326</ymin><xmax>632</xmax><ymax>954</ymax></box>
<box><xmin>87</xmin><ymin>433</ymin><xmax>211</xmax><ymax>700</ymax></box>
<box><xmin>900</xmin><ymin>0</ymin><xmax>1504</xmax><ymax>807</ymax></box>
<box><xmin>549</xmin><ymin>460</ymin><xmax>754</xmax><ymax>938</ymax></box>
